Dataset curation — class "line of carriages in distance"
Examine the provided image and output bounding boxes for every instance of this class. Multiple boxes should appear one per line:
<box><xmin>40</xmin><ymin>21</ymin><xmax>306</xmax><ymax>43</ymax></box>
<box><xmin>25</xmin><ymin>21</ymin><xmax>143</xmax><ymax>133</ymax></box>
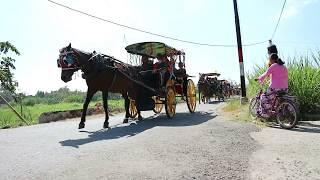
<box><xmin>198</xmin><ymin>72</ymin><xmax>241</xmax><ymax>104</ymax></box>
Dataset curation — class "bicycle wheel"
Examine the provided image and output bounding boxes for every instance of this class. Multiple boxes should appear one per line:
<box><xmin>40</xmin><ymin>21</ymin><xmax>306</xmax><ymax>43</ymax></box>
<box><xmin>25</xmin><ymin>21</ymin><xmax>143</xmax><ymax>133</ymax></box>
<box><xmin>276</xmin><ymin>100</ymin><xmax>299</xmax><ymax>129</ymax></box>
<box><xmin>249</xmin><ymin>97</ymin><xmax>260</xmax><ymax>119</ymax></box>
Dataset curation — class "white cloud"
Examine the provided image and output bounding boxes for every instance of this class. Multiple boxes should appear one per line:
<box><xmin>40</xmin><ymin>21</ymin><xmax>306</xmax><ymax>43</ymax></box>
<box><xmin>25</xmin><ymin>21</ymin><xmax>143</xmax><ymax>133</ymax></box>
<box><xmin>282</xmin><ymin>0</ymin><xmax>319</xmax><ymax>19</ymax></box>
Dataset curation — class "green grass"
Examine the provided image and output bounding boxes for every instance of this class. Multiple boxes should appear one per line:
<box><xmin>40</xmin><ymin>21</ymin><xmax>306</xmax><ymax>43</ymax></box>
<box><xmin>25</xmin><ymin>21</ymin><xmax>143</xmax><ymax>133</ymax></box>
<box><xmin>0</xmin><ymin>99</ymin><xmax>124</xmax><ymax>128</ymax></box>
<box><xmin>222</xmin><ymin>99</ymin><xmax>242</xmax><ymax>112</ymax></box>
<box><xmin>222</xmin><ymin>99</ymin><xmax>266</xmax><ymax>127</ymax></box>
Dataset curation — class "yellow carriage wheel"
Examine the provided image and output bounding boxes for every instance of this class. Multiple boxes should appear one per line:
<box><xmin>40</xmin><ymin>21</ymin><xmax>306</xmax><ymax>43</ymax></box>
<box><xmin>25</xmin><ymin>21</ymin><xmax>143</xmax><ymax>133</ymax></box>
<box><xmin>165</xmin><ymin>86</ymin><xmax>176</xmax><ymax>118</ymax></box>
<box><xmin>186</xmin><ymin>79</ymin><xmax>197</xmax><ymax>113</ymax></box>
<box><xmin>153</xmin><ymin>96</ymin><xmax>163</xmax><ymax>114</ymax></box>
<box><xmin>129</xmin><ymin>99</ymin><xmax>138</xmax><ymax>118</ymax></box>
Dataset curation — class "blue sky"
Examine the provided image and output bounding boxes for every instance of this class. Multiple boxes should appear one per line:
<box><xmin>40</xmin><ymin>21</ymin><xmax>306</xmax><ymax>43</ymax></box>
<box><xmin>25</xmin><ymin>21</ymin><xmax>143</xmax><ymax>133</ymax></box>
<box><xmin>1</xmin><ymin>0</ymin><xmax>320</xmax><ymax>95</ymax></box>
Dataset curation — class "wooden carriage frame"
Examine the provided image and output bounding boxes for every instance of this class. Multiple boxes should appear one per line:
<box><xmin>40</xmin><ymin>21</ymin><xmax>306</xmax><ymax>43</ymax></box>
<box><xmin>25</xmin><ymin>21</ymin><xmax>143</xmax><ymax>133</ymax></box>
<box><xmin>125</xmin><ymin>42</ymin><xmax>197</xmax><ymax>118</ymax></box>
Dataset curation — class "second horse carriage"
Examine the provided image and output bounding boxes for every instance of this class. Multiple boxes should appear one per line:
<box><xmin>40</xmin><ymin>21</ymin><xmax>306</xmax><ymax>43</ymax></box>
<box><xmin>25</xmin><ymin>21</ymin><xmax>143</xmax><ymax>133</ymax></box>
<box><xmin>198</xmin><ymin>72</ymin><xmax>224</xmax><ymax>103</ymax></box>
<box><xmin>125</xmin><ymin>42</ymin><xmax>197</xmax><ymax>118</ymax></box>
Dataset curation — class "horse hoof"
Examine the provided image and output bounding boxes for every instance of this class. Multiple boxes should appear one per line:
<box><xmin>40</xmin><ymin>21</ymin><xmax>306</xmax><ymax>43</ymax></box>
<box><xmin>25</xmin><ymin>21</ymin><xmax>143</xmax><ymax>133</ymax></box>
<box><xmin>123</xmin><ymin>118</ymin><xmax>129</xmax><ymax>123</ymax></box>
<box><xmin>103</xmin><ymin>122</ymin><xmax>109</xmax><ymax>129</ymax></box>
<box><xmin>78</xmin><ymin>123</ymin><xmax>85</xmax><ymax>129</ymax></box>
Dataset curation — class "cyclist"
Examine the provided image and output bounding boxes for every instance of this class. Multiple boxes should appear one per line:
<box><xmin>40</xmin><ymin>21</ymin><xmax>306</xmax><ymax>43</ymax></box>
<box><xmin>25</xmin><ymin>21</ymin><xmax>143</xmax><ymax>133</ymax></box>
<box><xmin>256</xmin><ymin>53</ymin><xmax>288</xmax><ymax>118</ymax></box>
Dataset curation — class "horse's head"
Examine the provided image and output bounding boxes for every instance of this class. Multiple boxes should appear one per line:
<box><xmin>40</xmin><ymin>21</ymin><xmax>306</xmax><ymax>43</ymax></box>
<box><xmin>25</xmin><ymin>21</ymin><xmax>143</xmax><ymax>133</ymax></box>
<box><xmin>57</xmin><ymin>43</ymin><xmax>81</xmax><ymax>82</ymax></box>
<box><xmin>198</xmin><ymin>73</ymin><xmax>205</xmax><ymax>82</ymax></box>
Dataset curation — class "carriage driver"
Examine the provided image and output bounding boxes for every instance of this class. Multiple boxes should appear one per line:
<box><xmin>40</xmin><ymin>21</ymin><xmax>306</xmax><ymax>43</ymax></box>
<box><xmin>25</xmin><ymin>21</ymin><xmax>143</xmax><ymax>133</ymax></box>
<box><xmin>140</xmin><ymin>55</ymin><xmax>153</xmax><ymax>71</ymax></box>
<box><xmin>138</xmin><ymin>55</ymin><xmax>157</xmax><ymax>88</ymax></box>
<box><xmin>153</xmin><ymin>54</ymin><xmax>170</xmax><ymax>88</ymax></box>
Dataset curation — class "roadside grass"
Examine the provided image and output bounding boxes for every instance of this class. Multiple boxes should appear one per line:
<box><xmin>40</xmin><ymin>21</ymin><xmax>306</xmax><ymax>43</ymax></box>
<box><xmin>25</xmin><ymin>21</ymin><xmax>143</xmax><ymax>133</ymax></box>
<box><xmin>0</xmin><ymin>99</ymin><xmax>124</xmax><ymax>128</ymax></box>
<box><xmin>222</xmin><ymin>98</ymin><xmax>266</xmax><ymax>127</ymax></box>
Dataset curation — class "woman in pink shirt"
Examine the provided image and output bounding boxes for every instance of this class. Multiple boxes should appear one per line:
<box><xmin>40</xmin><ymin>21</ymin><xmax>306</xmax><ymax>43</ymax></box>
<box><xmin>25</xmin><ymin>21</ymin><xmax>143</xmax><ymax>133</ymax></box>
<box><xmin>257</xmin><ymin>53</ymin><xmax>288</xmax><ymax>117</ymax></box>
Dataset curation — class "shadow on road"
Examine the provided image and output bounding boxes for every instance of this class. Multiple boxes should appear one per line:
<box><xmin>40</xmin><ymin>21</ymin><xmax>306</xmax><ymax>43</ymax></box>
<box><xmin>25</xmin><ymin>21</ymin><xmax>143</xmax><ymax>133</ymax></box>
<box><xmin>208</xmin><ymin>101</ymin><xmax>223</xmax><ymax>105</ymax></box>
<box><xmin>266</xmin><ymin>121</ymin><xmax>320</xmax><ymax>133</ymax></box>
<box><xmin>59</xmin><ymin>111</ymin><xmax>217</xmax><ymax>148</ymax></box>
<box><xmin>291</xmin><ymin>121</ymin><xmax>320</xmax><ymax>133</ymax></box>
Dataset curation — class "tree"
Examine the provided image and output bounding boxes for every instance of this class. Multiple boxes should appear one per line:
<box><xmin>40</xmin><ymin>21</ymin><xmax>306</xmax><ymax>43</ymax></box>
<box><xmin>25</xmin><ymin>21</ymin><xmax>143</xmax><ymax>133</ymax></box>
<box><xmin>0</xmin><ymin>41</ymin><xmax>20</xmax><ymax>94</ymax></box>
<box><xmin>0</xmin><ymin>87</ymin><xmax>14</xmax><ymax>104</ymax></box>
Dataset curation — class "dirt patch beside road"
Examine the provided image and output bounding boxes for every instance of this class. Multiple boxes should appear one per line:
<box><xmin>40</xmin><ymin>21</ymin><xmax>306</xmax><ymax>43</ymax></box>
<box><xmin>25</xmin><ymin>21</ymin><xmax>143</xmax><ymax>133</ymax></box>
<box><xmin>38</xmin><ymin>103</ymin><xmax>123</xmax><ymax>123</ymax></box>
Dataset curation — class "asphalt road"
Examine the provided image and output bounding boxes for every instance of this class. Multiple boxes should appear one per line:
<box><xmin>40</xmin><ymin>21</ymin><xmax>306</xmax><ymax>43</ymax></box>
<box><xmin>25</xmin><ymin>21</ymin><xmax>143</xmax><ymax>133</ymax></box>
<box><xmin>0</xmin><ymin>102</ymin><xmax>259</xmax><ymax>180</ymax></box>
<box><xmin>1</xmin><ymin>102</ymin><xmax>320</xmax><ymax>180</ymax></box>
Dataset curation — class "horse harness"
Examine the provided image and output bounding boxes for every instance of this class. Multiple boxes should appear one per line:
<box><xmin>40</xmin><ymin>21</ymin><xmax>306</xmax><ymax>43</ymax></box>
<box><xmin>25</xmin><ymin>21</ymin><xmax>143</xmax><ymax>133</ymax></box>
<box><xmin>83</xmin><ymin>53</ymin><xmax>137</xmax><ymax>91</ymax></box>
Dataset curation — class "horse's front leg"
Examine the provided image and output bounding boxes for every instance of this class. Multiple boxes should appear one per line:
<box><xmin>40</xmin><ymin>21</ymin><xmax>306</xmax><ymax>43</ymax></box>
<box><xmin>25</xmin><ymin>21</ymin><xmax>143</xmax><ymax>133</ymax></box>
<box><xmin>137</xmin><ymin>110</ymin><xmax>143</xmax><ymax>121</ymax></box>
<box><xmin>123</xmin><ymin>93</ymin><xmax>130</xmax><ymax>123</ymax></box>
<box><xmin>79</xmin><ymin>89</ymin><xmax>95</xmax><ymax>129</ymax></box>
<box><xmin>102</xmin><ymin>91</ymin><xmax>109</xmax><ymax>128</ymax></box>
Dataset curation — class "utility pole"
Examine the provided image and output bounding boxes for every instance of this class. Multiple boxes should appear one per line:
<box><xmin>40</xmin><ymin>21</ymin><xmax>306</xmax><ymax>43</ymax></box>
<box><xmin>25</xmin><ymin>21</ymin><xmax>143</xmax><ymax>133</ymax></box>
<box><xmin>232</xmin><ymin>0</ymin><xmax>247</xmax><ymax>103</ymax></box>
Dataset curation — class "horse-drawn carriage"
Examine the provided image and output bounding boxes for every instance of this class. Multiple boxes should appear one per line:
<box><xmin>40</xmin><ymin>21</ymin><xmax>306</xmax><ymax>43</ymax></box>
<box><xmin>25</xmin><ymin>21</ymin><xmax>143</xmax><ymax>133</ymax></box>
<box><xmin>198</xmin><ymin>73</ymin><xmax>224</xmax><ymax>103</ymax></box>
<box><xmin>57</xmin><ymin>42</ymin><xmax>196</xmax><ymax>129</ymax></box>
<box><xmin>125</xmin><ymin>42</ymin><xmax>197</xmax><ymax>118</ymax></box>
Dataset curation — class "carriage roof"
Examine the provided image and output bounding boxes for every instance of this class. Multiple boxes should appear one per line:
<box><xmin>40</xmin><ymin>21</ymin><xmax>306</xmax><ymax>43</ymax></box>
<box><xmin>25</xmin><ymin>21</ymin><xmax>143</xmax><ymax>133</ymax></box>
<box><xmin>201</xmin><ymin>73</ymin><xmax>221</xmax><ymax>77</ymax></box>
<box><xmin>125</xmin><ymin>42</ymin><xmax>185</xmax><ymax>58</ymax></box>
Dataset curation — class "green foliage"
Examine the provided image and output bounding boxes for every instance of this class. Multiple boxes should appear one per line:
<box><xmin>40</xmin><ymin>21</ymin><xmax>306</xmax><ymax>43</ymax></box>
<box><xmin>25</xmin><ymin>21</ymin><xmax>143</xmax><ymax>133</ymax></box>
<box><xmin>30</xmin><ymin>87</ymin><xmax>120</xmax><ymax>104</ymax></box>
<box><xmin>222</xmin><ymin>99</ymin><xmax>241</xmax><ymax>112</ymax></box>
<box><xmin>0</xmin><ymin>41</ymin><xmax>20</xmax><ymax>93</ymax></box>
<box><xmin>0</xmin><ymin>100</ymin><xmax>124</xmax><ymax>128</ymax></box>
<box><xmin>0</xmin><ymin>86</ymin><xmax>125</xmax><ymax>128</ymax></box>
<box><xmin>0</xmin><ymin>87</ymin><xmax>14</xmax><ymax>104</ymax></box>
<box><xmin>247</xmin><ymin>53</ymin><xmax>320</xmax><ymax>114</ymax></box>
<box><xmin>22</xmin><ymin>97</ymin><xmax>40</xmax><ymax>106</ymax></box>
<box><xmin>63</xmin><ymin>94</ymin><xmax>84</xmax><ymax>103</ymax></box>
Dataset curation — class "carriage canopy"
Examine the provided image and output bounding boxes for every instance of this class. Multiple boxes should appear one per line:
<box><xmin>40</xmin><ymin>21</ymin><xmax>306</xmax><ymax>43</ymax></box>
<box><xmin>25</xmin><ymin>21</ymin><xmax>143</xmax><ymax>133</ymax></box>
<box><xmin>125</xmin><ymin>42</ymin><xmax>185</xmax><ymax>58</ymax></box>
<box><xmin>200</xmin><ymin>73</ymin><xmax>221</xmax><ymax>78</ymax></box>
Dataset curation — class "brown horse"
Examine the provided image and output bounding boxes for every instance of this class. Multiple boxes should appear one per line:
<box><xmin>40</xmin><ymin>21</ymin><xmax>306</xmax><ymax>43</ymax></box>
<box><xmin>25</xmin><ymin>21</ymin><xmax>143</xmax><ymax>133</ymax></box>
<box><xmin>57</xmin><ymin>43</ymin><xmax>145</xmax><ymax>129</ymax></box>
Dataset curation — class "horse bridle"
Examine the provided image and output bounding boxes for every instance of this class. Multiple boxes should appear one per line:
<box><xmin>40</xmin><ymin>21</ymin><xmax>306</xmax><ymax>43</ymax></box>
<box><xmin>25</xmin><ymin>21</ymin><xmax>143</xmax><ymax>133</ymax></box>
<box><xmin>57</xmin><ymin>49</ymin><xmax>81</xmax><ymax>71</ymax></box>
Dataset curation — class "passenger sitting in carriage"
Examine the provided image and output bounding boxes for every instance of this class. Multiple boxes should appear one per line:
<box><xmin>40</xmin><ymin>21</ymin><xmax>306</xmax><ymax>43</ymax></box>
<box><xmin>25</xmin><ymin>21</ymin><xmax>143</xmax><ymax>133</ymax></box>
<box><xmin>153</xmin><ymin>54</ymin><xmax>170</xmax><ymax>88</ymax></box>
<box><xmin>174</xmin><ymin>61</ymin><xmax>188</xmax><ymax>95</ymax></box>
<box><xmin>153</xmin><ymin>54</ymin><xmax>169</xmax><ymax>72</ymax></box>
<box><xmin>174</xmin><ymin>61</ymin><xmax>187</xmax><ymax>79</ymax></box>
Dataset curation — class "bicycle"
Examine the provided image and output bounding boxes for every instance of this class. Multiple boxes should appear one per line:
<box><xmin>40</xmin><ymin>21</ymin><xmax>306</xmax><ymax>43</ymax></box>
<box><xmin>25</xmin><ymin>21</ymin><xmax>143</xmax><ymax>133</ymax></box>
<box><xmin>249</xmin><ymin>86</ymin><xmax>300</xmax><ymax>129</ymax></box>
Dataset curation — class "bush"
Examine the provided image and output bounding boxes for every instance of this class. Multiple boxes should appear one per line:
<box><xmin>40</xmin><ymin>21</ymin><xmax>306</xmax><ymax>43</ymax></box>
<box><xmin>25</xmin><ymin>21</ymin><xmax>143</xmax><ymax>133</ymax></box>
<box><xmin>247</xmin><ymin>52</ymin><xmax>320</xmax><ymax>114</ymax></box>
<box><xmin>63</xmin><ymin>94</ymin><xmax>84</xmax><ymax>103</ymax></box>
<box><xmin>22</xmin><ymin>97</ymin><xmax>41</xmax><ymax>106</ymax></box>
<box><xmin>46</xmin><ymin>98</ymin><xmax>61</xmax><ymax>105</ymax></box>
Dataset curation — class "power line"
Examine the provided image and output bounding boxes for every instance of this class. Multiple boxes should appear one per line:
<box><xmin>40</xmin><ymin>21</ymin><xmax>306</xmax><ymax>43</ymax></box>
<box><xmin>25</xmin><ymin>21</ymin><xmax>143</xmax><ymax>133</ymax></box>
<box><xmin>47</xmin><ymin>0</ymin><xmax>268</xmax><ymax>47</ymax></box>
<box><xmin>271</xmin><ymin>0</ymin><xmax>287</xmax><ymax>40</ymax></box>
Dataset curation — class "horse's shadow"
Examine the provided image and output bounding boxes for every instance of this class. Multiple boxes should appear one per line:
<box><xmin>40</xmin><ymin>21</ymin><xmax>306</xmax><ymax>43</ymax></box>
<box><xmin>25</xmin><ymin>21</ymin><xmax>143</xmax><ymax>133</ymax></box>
<box><xmin>59</xmin><ymin>111</ymin><xmax>217</xmax><ymax>148</ymax></box>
